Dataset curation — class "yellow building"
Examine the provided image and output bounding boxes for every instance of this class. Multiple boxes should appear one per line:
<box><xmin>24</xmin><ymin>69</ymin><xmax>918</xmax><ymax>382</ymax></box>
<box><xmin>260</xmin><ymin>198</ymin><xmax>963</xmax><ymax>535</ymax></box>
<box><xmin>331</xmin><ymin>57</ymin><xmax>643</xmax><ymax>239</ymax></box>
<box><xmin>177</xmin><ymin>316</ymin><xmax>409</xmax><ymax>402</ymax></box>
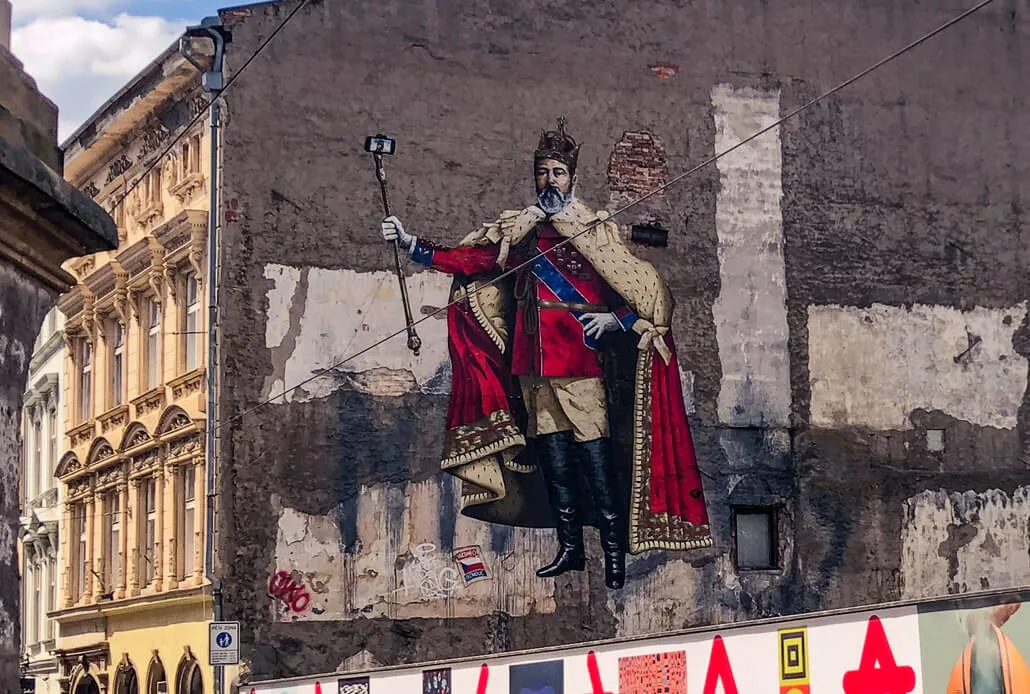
<box><xmin>52</xmin><ymin>42</ymin><xmax>215</xmax><ymax>694</ymax></box>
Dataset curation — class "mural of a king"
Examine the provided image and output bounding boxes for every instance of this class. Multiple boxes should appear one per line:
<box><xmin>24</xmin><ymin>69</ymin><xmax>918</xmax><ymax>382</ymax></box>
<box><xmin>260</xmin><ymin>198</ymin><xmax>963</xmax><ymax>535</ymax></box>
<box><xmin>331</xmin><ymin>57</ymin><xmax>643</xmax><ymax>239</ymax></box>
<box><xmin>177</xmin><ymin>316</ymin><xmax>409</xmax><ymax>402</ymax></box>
<box><xmin>381</xmin><ymin>118</ymin><xmax>712</xmax><ymax>590</ymax></box>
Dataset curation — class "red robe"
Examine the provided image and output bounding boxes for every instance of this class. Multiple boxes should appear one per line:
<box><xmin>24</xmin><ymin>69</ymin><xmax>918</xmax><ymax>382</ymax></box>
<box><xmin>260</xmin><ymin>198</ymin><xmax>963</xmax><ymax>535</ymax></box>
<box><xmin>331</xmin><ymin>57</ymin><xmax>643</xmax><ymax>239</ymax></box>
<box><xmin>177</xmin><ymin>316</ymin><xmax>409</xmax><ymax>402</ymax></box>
<box><xmin>416</xmin><ymin>202</ymin><xmax>712</xmax><ymax>554</ymax></box>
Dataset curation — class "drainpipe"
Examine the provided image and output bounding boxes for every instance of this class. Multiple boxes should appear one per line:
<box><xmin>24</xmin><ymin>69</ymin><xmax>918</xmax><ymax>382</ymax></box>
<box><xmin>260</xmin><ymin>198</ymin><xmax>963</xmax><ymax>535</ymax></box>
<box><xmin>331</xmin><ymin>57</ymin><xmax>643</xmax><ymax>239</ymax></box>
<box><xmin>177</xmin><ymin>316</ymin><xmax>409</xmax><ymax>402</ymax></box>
<box><xmin>181</xmin><ymin>17</ymin><xmax>227</xmax><ymax>694</ymax></box>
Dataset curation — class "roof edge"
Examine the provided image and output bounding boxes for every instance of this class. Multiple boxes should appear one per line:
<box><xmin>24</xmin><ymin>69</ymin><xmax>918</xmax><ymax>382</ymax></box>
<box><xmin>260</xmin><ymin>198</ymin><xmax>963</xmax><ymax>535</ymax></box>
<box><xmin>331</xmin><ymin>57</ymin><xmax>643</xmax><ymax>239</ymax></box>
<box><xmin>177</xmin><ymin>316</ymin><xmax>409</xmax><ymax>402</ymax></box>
<box><xmin>59</xmin><ymin>38</ymin><xmax>183</xmax><ymax>151</ymax></box>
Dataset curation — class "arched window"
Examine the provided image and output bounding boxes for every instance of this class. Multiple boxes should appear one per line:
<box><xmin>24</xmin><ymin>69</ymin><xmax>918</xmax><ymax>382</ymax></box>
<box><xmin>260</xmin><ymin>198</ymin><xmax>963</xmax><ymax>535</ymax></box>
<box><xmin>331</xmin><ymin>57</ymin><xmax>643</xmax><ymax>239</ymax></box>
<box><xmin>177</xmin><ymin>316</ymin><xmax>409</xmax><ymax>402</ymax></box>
<box><xmin>115</xmin><ymin>661</ymin><xmax>139</xmax><ymax>694</ymax></box>
<box><xmin>175</xmin><ymin>653</ymin><xmax>202</xmax><ymax>694</ymax></box>
<box><xmin>146</xmin><ymin>656</ymin><xmax>166</xmax><ymax>694</ymax></box>
<box><xmin>75</xmin><ymin>675</ymin><xmax>100</xmax><ymax>694</ymax></box>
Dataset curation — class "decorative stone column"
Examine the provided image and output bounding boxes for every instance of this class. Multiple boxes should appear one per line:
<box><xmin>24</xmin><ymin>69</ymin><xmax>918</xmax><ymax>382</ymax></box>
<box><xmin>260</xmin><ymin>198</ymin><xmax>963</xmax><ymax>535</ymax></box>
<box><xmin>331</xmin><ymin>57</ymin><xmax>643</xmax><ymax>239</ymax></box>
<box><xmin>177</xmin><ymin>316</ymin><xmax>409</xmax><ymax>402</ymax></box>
<box><xmin>116</xmin><ymin>481</ymin><xmax>129</xmax><ymax>599</ymax></box>
<box><xmin>164</xmin><ymin>463</ymin><xmax>178</xmax><ymax>588</ymax></box>
<box><xmin>193</xmin><ymin>458</ymin><xmax>205</xmax><ymax>584</ymax></box>
<box><xmin>90</xmin><ymin>489</ymin><xmax>103</xmax><ymax>602</ymax></box>
<box><xmin>127</xmin><ymin>479</ymin><xmax>140</xmax><ymax>597</ymax></box>
<box><xmin>59</xmin><ymin>503</ymin><xmax>73</xmax><ymax>608</ymax></box>
<box><xmin>153</xmin><ymin>467</ymin><xmax>164</xmax><ymax>592</ymax></box>
<box><xmin>84</xmin><ymin>495</ymin><xmax>96</xmax><ymax>604</ymax></box>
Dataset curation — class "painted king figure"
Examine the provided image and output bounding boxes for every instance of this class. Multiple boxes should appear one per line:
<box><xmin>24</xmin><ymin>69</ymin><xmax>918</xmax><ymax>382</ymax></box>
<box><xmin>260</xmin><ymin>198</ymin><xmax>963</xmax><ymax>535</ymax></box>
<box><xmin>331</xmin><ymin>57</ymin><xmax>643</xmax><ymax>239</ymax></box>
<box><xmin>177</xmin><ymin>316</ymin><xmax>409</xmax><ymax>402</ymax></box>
<box><xmin>381</xmin><ymin>119</ymin><xmax>711</xmax><ymax>589</ymax></box>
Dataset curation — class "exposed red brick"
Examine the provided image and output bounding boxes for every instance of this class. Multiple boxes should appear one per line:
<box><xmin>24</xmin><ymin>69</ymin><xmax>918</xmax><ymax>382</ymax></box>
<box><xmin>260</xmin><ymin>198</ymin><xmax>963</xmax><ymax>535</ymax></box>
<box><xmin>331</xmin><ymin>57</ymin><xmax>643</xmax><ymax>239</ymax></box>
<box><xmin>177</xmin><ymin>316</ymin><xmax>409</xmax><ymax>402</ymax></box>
<box><xmin>606</xmin><ymin>131</ymin><xmax>668</xmax><ymax>205</ymax></box>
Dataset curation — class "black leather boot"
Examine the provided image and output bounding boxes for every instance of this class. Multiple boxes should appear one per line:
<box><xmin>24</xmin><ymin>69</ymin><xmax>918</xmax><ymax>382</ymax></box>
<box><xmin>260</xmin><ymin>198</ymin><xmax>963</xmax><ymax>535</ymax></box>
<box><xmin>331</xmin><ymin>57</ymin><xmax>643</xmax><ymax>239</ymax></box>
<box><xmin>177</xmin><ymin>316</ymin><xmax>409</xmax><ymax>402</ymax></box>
<box><xmin>534</xmin><ymin>431</ymin><xmax>586</xmax><ymax>578</ymax></box>
<box><xmin>577</xmin><ymin>437</ymin><xmax>626</xmax><ymax>589</ymax></box>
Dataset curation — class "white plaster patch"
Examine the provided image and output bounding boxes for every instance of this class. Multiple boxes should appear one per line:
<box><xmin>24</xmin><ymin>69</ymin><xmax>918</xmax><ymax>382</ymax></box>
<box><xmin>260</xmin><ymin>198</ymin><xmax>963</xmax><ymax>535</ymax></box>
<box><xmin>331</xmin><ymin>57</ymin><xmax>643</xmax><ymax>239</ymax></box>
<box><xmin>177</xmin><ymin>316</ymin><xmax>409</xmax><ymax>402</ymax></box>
<box><xmin>808</xmin><ymin>303</ymin><xmax>1028</xmax><ymax>430</ymax></box>
<box><xmin>679</xmin><ymin>365</ymin><xmax>696</xmax><ymax>415</ymax></box>
<box><xmin>262</xmin><ymin>264</ymin><xmax>453</xmax><ymax>402</ymax></box>
<box><xmin>264</xmin><ymin>264</ymin><xmax>301</xmax><ymax>349</ymax></box>
<box><xmin>901</xmin><ymin>486</ymin><xmax>1030</xmax><ymax>598</ymax></box>
<box><xmin>271</xmin><ymin>476</ymin><xmax>558</xmax><ymax>621</ymax></box>
<box><xmin>711</xmin><ymin>84</ymin><xmax>791</xmax><ymax>428</ymax></box>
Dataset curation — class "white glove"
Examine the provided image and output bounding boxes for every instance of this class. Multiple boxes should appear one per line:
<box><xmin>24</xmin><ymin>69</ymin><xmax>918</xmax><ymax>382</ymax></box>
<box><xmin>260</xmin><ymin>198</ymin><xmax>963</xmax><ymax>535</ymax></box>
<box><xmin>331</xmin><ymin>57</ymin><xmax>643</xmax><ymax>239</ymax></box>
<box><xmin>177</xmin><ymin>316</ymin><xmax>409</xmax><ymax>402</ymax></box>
<box><xmin>580</xmin><ymin>312</ymin><xmax>621</xmax><ymax>338</ymax></box>
<box><xmin>381</xmin><ymin>215</ymin><xmax>416</xmax><ymax>252</ymax></box>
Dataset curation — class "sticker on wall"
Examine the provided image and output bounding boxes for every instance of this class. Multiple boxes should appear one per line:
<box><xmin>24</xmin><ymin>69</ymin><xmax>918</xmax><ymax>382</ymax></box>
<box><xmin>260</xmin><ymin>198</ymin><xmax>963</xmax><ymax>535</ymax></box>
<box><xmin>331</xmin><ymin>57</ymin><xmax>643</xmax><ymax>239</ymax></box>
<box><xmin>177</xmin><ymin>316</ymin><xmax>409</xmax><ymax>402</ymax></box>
<box><xmin>452</xmin><ymin>545</ymin><xmax>490</xmax><ymax>585</ymax></box>
<box><xmin>778</xmin><ymin>627</ymin><xmax>810</xmax><ymax>694</ymax></box>
<box><xmin>618</xmin><ymin>650</ymin><xmax>686</xmax><ymax>694</ymax></box>
<box><xmin>423</xmin><ymin>668</ymin><xmax>451</xmax><ymax>694</ymax></box>
<box><xmin>337</xmin><ymin>677</ymin><xmax>370</xmax><ymax>694</ymax></box>
<box><xmin>509</xmin><ymin>660</ymin><xmax>563</xmax><ymax>694</ymax></box>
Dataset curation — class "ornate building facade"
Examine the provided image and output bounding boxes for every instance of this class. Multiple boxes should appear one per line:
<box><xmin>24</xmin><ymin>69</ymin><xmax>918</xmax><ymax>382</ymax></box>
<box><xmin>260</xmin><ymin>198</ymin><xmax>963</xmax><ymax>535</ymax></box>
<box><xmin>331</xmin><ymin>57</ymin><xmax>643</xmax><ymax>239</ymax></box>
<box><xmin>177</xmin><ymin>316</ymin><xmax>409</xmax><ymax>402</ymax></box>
<box><xmin>20</xmin><ymin>307</ymin><xmax>66</xmax><ymax>694</ymax></box>
<box><xmin>1</xmin><ymin>5</ymin><xmax>118</xmax><ymax>690</ymax></box>
<box><xmin>52</xmin><ymin>43</ymin><xmax>213</xmax><ymax>694</ymax></box>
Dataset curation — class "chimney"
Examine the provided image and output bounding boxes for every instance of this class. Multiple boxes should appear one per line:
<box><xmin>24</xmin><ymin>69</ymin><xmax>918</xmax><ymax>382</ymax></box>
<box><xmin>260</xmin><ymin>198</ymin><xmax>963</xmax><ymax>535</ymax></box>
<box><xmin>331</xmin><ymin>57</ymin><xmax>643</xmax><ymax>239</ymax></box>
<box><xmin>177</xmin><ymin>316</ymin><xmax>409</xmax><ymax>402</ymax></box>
<box><xmin>0</xmin><ymin>0</ymin><xmax>10</xmax><ymax>52</ymax></box>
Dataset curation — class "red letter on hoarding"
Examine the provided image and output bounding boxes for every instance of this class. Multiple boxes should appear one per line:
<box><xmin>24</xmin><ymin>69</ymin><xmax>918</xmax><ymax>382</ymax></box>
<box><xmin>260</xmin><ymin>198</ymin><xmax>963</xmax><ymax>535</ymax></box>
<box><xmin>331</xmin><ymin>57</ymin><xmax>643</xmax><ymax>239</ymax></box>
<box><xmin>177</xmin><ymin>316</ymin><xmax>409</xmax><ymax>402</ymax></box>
<box><xmin>584</xmin><ymin>651</ymin><xmax>612</xmax><ymax>694</ymax></box>
<box><xmin>475</xmin><ymin>663</ymin><xmax>489</xmax><ymax>694</ymax></box>
<box><xmin>703</xmin><ymin>636</ymin><xmax>739</xmax><ymax>694</ymax></box>
<box><xmin>842</xmin><ymin>616</ymin><xmax>916</xmax><ymax>694</ymax></box>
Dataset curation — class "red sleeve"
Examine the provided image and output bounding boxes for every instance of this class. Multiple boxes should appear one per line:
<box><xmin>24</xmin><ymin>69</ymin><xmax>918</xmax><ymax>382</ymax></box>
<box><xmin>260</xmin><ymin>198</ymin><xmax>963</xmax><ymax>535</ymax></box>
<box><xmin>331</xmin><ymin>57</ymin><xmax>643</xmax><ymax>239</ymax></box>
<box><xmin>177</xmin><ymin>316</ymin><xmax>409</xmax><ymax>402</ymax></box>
<box><xmin>412</xmin><ymin>239</ymin><xmax>501</xmax><ymax>276</ymax></box>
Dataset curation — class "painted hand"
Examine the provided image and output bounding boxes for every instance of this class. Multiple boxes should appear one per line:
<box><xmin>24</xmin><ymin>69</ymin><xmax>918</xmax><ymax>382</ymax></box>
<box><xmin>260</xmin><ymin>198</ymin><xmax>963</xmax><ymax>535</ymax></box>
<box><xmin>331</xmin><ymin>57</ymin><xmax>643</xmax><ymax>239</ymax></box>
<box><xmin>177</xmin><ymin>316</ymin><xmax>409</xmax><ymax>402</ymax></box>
<box><xmin>381</xmin><ymin>215</ymin><xmax>415</xmax><ymax>251</ymax></box>
<box><xmin>580</xmin><ymin>312</ymin><xmax>620</xmax><ymax>339</ymax></box>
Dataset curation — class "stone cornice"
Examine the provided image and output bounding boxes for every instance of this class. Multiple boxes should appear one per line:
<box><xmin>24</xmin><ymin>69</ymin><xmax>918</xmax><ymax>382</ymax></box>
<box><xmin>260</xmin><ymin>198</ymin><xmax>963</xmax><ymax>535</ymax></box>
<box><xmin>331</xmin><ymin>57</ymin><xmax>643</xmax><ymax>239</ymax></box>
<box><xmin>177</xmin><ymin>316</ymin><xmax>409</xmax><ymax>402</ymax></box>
<box><xmin>28</xmin><ymin>328</ymin><xmax>64</xmax><ymax>373</ymax></box>
<box><xmin>0</xmin><ymin>135</ymin><xmax>117</xmax><ymax>292</ymax></box>
<box><xmin>51</xmin><ymin>584</ymin><xmax>209</xmax><ymax>624</ymax></box>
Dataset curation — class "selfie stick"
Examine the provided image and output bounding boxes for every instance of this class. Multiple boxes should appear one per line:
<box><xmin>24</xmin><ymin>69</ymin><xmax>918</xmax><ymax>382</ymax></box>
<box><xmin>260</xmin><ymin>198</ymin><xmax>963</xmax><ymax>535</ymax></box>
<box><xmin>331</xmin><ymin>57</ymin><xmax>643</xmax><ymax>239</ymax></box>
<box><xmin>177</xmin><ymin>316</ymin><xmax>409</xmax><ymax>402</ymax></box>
<box><xmin>366</xmin><ymin>135</ymin><xmax>421</xmax><ymax>356</ymax></box>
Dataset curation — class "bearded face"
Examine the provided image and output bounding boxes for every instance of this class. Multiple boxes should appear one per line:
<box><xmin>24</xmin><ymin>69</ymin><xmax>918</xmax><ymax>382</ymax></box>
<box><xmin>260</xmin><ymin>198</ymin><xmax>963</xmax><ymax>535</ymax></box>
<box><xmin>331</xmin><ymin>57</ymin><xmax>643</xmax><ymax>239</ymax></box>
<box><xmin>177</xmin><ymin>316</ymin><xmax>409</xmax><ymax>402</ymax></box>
<box><xmin>534</xmin><ymin>157</ymin><xmax>574</xmax><ymax>215</ymax></box>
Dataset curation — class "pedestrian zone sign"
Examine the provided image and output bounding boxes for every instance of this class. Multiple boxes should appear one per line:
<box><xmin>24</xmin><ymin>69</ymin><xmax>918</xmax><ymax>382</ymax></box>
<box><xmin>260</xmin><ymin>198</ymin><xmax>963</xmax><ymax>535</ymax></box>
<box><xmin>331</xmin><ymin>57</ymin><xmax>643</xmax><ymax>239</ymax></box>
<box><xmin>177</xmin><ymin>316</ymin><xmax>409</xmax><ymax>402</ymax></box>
<box><xmin>209</xmin><ymin>621</ymin><xmax>240</xmax><ymax>666</ymax></box>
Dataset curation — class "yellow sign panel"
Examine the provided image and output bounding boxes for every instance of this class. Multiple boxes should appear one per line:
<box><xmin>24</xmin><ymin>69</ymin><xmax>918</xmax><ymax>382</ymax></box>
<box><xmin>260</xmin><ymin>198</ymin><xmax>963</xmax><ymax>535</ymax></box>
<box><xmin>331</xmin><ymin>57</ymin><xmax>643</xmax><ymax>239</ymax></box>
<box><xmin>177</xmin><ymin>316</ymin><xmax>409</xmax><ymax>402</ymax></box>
<box><xmin>779</xmin><ymin>627</ymin><xmax>810</xmax><ymax>694</ymax></box>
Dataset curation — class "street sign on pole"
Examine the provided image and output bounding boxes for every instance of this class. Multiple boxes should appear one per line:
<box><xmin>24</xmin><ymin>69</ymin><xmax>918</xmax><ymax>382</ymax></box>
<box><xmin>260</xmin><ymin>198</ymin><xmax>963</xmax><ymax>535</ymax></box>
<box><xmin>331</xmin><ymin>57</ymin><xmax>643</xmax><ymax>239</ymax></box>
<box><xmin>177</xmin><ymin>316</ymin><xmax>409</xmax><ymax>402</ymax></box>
<box><xmin>209</xmin><ymin>621</ymin><xmax>240</xmax><ymax>666</ymax></box>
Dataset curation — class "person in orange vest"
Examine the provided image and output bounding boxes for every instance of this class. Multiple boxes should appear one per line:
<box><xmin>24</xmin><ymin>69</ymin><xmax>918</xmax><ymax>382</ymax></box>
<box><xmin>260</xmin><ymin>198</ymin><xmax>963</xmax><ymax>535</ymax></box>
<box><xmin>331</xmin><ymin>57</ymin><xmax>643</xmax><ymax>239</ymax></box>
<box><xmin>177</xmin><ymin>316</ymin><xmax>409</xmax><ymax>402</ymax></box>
<box><xmin>947</xmin><ymin>602</ymin><xmax>1030</xmax><ymax>693</ymax></box>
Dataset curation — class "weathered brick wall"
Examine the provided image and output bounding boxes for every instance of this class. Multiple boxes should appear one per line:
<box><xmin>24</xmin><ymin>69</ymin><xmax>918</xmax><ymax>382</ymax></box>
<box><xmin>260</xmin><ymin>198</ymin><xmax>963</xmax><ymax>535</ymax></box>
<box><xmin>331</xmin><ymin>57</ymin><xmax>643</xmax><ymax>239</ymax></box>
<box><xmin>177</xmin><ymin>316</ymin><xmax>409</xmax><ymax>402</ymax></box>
<box><xmin>215</xmin><ymin>0</ymin><xmax>1030</xmax><ymax>680</ymax></box>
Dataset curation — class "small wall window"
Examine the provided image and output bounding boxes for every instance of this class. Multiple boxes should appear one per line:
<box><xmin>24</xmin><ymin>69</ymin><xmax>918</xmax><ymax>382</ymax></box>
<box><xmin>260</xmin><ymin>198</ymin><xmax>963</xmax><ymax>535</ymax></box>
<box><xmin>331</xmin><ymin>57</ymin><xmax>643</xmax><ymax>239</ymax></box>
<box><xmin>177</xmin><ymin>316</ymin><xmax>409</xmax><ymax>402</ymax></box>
<box><xmin>45</xmin><ymin>555</ymin><xmax>55</xmax><ymax>640</ymax></box>
<box><xmin>733</xmin><ymin>506</ymin><xmax>778</xmax><ymax>570</ymax></box>
<box><xmin>24</xmin><ymin>559</ymin><xmax>36</xmax><ymax>644</ymax></box>
<box><xmin>183</xmin><ymin>274</ymin><xmax>200</xmax><ymax>372</ymax></box>
<box><xmin>142</xmin><ymin>169</ymin><xmax>162</xmax><ymax>206</ymax></box>
<box><xmin>177</xmin><ymin>465</ymin><xmax>197</xmax><ymax>580</ymax></box>
<box><xmin>103</xmin><ymin>490</ymin><xmax>121</xmax><ymax>594</ymax></box>
<box><xmin>76</xmin><ymin>505</ymin><xmax>89</xmax><ymax>599</ymax></box>
<box><xmin>33</xmin><ymin>560</ymin><xmax>42</xmax><ymax>643</ymax></box>
<box><xmin>47</xmin><ymin>408</ymin><xmax>57</xmax><ymax>479</ymax></box>
<box><xmin>144</xmin><ymin>300</ymin><xmax>162</xmax><ymax>390</ymax></box>
<box><xmin>78</xmin><ymin>340</ymin><xmax>93</xmax><ymax>422</ymax></box>
<box><xmin>139</xmin><ymin>477</ymin><xmax>158</xmax><ymax>586</ymax></box>
<box><xmin>32</xmin><ymin>417</ymin><xmax>42</xmax><ymax>500</ymax></box>
<box><xmin>110</xmin><ymin>320</ymin><xmax>125</xmax><ymax>407</ymax></box>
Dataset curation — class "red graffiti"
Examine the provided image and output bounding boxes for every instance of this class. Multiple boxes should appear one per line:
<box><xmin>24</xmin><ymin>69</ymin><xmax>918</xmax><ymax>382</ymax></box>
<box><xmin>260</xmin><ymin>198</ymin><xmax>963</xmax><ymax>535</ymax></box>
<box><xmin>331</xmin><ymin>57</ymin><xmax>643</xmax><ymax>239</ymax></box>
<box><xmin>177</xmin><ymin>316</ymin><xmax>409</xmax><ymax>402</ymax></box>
<box><xmin>267</xmin><ymin>570</ymin><xmax>311</xmax><ymax>612</ymax></box>
<box><xmin>842</xmin><ymin>616</ymin><xmax>916</xmax><ymax>694</ymax></box>
<box><xmin>475</xmin><ymin>664</ymin><xmax>489</xmax><ymax>694</ymax></box>
<box><xmin>702</xmin><ymin>636</ymin><xmax>739</xmax><ymax>694</ymax></box>
<box><xmin>225</xmin><ymin>198</ymin><xmax>240</xmax><ymax>223</ymax></box>
<box><xmin>585</xmin><ymin>651</ymin><xmax>612</xmax><ymax>694</ymax></box>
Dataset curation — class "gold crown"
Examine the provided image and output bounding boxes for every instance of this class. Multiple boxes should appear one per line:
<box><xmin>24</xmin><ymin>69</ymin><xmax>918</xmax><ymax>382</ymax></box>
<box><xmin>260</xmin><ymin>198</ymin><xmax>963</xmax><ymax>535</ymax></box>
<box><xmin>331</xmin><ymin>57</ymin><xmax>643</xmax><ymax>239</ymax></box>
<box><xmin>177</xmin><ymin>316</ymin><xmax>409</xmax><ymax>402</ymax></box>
<box><xmin>534</xmin><ymin>116</ymin><xmax>580</xmax><ymax>172</ymax></box>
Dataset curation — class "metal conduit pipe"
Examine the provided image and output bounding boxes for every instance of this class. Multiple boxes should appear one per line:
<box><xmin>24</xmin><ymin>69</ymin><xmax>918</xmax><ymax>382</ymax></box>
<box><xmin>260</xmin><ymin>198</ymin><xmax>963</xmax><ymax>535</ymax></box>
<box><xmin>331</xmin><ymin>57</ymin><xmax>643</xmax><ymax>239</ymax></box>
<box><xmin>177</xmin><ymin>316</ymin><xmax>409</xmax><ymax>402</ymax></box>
<box><xmin>180</xmin><ymin>17</ymin><xmax>227</xmax><ymax>694</ymax></box>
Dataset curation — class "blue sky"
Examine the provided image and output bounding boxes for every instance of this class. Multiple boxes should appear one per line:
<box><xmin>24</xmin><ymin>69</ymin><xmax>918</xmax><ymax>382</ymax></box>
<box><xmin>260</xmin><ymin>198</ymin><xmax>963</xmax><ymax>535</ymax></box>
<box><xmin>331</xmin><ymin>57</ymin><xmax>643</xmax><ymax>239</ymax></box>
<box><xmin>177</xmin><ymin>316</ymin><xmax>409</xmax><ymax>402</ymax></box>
<box><xmin>11</xmin><ymin>0</ymin><xmax>226</xmax><ymax>140</ymax></box>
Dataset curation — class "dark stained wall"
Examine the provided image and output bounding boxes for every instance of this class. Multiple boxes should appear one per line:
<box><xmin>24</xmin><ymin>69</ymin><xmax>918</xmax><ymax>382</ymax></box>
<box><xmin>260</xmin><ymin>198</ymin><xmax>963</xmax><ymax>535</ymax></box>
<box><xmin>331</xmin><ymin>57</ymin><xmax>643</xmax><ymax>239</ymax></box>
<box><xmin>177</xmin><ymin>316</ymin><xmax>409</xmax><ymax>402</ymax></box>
<box><xmin>214</xmin><ymin>0</ymin><xmax>1030</xmax><ymax>680</ymax></box>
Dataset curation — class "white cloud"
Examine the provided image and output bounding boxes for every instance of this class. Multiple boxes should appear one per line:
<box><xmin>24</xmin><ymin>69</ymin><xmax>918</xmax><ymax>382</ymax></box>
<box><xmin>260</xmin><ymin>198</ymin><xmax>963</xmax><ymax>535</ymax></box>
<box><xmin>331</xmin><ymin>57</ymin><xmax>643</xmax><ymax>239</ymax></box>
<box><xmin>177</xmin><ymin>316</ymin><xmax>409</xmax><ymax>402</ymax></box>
<box><xmin>10</xmin><ymin>0</ymin><xmax>130</xmax><ymax>23</ymax></box>
<box><xmin>11</xmin><ymin>13</ymin><xmax>186</xmax><ymax>138</ymax></box>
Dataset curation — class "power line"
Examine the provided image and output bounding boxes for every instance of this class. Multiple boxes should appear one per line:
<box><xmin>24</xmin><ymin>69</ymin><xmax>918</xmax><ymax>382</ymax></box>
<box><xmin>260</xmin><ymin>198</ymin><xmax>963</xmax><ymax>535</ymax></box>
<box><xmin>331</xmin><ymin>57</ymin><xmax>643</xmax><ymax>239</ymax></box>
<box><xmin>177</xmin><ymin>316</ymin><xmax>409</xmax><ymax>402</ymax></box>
<box><xmin>219</xmin><ymin>0</ymin><xmax>997</xmax><ymax>431</ymax></box>
<box><xmin>110</xmin><ymin>0</ymin><xmax>312</xmax><ymax>213</ymax></box>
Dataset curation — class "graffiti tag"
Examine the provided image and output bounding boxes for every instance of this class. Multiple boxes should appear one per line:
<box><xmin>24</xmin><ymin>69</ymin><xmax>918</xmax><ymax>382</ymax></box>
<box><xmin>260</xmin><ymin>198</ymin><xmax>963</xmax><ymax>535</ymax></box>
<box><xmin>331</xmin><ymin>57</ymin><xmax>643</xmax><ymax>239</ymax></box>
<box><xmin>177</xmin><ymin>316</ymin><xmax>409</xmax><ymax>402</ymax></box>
<box><xmin>268</xmin><ymin>570</ymin><xmax>311</xmax><ymax>612</ymax></box>
<box><xmin>395</xmin><ymin>543</ymin><xmax>460</xmax><ymax>601</ymax></box>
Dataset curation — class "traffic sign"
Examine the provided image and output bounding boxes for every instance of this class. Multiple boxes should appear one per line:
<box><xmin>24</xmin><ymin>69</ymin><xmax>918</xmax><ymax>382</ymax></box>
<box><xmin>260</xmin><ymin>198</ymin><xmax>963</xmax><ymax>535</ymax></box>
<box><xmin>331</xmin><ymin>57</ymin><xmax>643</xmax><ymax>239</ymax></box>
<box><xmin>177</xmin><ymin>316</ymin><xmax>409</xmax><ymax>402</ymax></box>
<box><xmin>209</xmin><ymin>621</ymin><xmax>240</xmax><ymax>666</ymax></box>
